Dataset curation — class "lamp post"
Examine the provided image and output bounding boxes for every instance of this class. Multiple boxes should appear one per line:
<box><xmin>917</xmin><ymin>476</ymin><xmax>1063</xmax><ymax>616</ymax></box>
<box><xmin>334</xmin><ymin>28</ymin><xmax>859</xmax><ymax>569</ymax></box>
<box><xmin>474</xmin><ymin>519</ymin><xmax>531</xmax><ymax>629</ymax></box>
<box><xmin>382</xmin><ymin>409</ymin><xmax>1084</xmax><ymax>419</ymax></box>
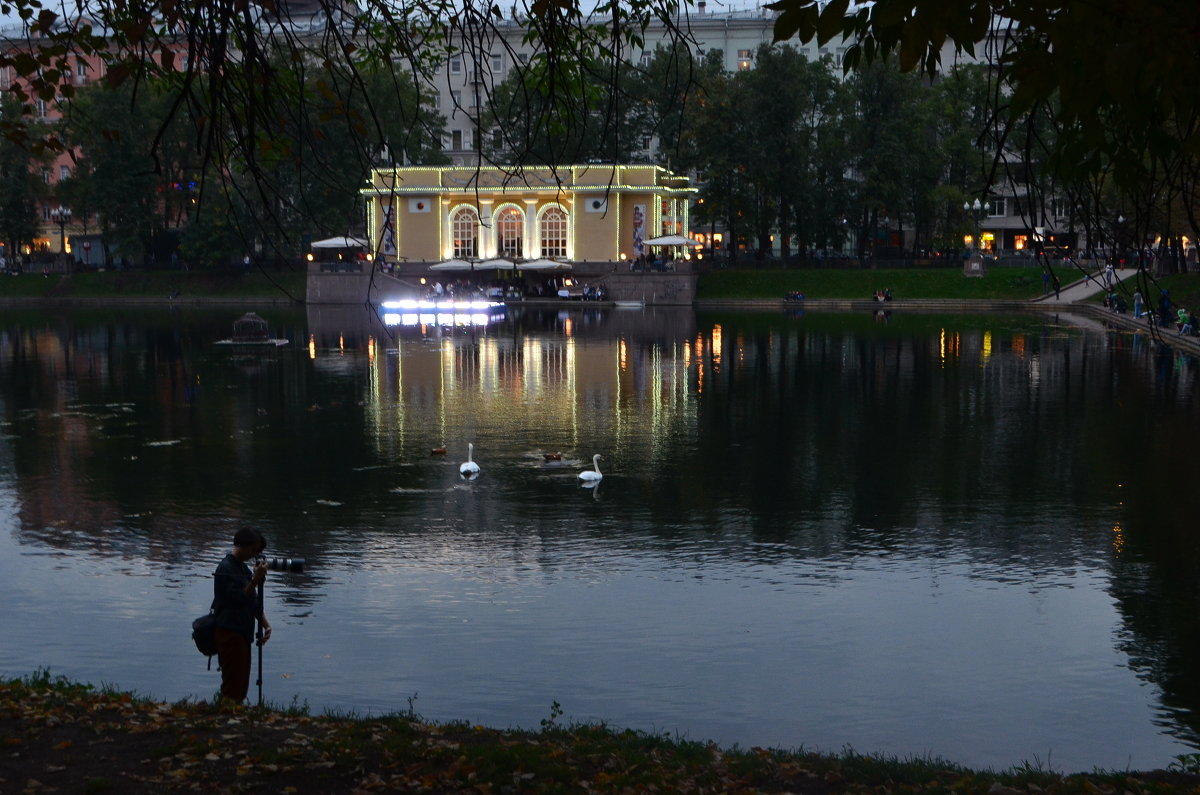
<box><xmin>50</xmin><ymin>206</ymin><xmax>72</xmax><ymax>254</ymax></box>
<box><xmin>962</xmin><ymin>198</ymin><xmax>991</xmax><ymax>251</ymax></box>
<box><xmin>1114</xmin><ymin>214</ymin><xmax>1126</xmax><ymax>267</ymax></box>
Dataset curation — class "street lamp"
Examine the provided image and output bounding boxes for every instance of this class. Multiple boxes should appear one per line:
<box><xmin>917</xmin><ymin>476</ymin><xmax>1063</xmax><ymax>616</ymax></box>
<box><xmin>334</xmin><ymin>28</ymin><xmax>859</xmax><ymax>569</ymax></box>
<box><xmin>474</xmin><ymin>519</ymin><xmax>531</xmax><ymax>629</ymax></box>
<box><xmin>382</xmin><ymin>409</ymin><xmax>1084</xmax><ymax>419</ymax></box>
<box><xmin>50</xmin><ymin>206</ymin><xmax>72</xmax><ymax>254</ymax></box>
<box><xmin>1113</xmin><ymin>214</ymin><xmax>1127</xmax><ymax>267</ymax></box>
<box><xmin>963</xmin><ymin>198</ymin><xmax>991</xmax><ymax>250</ymax></box>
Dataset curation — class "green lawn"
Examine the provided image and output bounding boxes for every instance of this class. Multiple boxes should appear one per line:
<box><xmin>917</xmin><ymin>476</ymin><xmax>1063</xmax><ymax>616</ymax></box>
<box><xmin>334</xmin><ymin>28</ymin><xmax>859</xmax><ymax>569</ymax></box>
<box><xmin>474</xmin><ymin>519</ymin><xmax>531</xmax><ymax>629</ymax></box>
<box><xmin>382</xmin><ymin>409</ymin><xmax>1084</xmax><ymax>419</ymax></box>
<box><xmin>695</xmin><ymin>266</ymin><xmax>1047</xmax><ymax>300</ymax></box>
<box><xmin>0</xmin><ymin>268</ymin><xmax>306</xmax><ymax>299</ymax></box>
<box><xmin>1093</xmin><ymin>270</ymin><xmax>1200</xmax><ymax>314</ymax></box>
<box><xmin>2</xmin><ymin>264</ymin><xmax>1195</xmax><ymax>308</ymax></box>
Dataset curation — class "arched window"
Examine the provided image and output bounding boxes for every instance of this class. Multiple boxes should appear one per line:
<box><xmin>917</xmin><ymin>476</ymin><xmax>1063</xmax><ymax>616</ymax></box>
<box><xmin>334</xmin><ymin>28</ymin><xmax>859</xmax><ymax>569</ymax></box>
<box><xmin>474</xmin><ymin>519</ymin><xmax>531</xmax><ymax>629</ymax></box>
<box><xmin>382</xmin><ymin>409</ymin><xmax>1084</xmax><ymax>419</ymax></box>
<box><xmin>452</xmin><ymin>207</ymin><xmax>478</xmax><ymax>259</ymax></box>
<box><xmin>497</xmin><ymin>207</ymin><xmax>523</xmax><ymax>258</ymax></box>
<box><xmin>539</xmin><ymin>207</ymin><xmax>567</xmax><ymax>259</ymax></box>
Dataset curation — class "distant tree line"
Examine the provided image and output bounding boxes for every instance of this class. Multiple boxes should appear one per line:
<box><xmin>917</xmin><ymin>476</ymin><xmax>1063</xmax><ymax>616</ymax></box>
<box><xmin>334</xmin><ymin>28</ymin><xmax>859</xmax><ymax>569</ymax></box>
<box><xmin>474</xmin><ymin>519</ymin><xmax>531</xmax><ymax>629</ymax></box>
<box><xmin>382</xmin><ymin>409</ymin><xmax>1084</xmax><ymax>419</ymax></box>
<box><xmin>484</xmin><ymin>43</ymin><xmax>1002</xmax><ymax>260</ymax></box>
<box><xmin>0</xmin><ymin>50</ymin><xmax>447</xmax><ymax>268</ymax></box>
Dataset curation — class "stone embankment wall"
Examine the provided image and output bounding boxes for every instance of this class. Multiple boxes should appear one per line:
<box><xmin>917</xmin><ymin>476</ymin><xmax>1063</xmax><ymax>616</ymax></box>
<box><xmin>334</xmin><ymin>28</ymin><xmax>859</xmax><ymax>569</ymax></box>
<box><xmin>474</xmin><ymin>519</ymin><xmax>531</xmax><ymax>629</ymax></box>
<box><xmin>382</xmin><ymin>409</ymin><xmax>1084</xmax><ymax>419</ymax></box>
<box><xmin>306</xmin><ymin>269</ymin><xmax>376</xmax><ymax>304</ymax></box>
<box><xmin>307</xmin><ymin>267</ymin><xmax>696</xmax><ymax>305</ymax></box>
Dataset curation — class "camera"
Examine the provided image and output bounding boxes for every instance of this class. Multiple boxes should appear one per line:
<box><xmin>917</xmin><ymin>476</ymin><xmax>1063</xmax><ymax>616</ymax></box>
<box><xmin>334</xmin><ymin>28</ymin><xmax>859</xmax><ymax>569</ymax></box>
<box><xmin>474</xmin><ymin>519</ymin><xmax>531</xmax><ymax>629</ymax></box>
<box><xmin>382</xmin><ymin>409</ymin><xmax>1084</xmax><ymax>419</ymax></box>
<box><xmin>256</xmin><ymin>556</ymin><xmax>305</xmax><ymax>573</ymax></box>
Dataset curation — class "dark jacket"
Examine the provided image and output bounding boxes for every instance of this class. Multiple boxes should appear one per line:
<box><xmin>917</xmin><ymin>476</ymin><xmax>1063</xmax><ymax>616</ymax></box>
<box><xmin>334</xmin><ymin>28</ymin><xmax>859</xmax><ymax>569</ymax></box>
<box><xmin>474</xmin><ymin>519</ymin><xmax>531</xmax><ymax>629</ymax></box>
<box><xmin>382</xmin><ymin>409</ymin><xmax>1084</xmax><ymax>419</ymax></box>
<box><xmin>212</xmin><ymin>553</ymin><xmax>258</xmax><ymax>643</ymax></box>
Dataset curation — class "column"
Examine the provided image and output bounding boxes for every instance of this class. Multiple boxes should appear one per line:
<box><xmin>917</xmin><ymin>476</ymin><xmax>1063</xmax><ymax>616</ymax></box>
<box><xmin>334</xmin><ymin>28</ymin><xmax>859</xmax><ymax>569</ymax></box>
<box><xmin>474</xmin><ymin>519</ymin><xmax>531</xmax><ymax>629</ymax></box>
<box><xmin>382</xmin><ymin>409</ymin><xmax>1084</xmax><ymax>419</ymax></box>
<box><xmin>479</xmin><ymin>199</ymin><xmax>494</xmax><ymax>257</ymax></box>
<box><xmin>524</xmin><ymin>199</ymin><xmax>538</xmax><ymax>258</ymax></box>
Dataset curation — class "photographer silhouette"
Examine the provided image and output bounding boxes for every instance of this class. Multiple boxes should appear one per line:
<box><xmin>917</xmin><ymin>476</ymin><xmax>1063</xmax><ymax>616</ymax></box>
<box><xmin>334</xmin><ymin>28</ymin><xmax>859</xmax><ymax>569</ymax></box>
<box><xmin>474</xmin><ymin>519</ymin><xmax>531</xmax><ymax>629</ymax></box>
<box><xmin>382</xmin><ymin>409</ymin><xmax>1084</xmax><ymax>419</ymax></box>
<box><xmin>211</xmin><ymin>528</ymin><xmax>272</xmax><ymax>703</ymax></box>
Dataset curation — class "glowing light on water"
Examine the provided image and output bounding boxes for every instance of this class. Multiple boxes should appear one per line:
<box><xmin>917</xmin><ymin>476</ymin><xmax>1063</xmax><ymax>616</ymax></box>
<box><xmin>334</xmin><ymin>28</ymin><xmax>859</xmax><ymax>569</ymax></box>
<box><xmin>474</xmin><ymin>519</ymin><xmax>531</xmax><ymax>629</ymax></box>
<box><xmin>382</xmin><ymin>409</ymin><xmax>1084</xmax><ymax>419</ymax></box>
<box><xmin>379</xmin><ymin>298</ymin><xmax>502</xmax><ymax>312</ymax></box>
<box><xmin>379</xmin><ymin>299</ymin><xmax>504</xmax><ymax>328</ymax></box>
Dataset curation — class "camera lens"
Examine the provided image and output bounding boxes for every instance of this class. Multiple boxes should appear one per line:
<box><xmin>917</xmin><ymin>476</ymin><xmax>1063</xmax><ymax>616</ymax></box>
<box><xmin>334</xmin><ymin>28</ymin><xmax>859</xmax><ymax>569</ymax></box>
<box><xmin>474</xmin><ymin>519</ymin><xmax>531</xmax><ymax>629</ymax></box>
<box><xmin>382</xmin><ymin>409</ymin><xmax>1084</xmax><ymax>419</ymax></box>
<box><xmin>266</xmin><ymin>557</ymin><xmax>305</xmax><ymax>573</ymax></box>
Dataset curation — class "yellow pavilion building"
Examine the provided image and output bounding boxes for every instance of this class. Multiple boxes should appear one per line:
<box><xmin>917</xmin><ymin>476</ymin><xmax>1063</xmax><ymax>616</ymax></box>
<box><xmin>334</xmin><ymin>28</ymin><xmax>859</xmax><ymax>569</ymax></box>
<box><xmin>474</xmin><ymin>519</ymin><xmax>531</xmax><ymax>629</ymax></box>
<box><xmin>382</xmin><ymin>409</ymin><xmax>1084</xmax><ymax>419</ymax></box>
<box><xmin>361</xmin><ymin>164</ymin><xmax>697</xmax><ymax>266</ymax></box>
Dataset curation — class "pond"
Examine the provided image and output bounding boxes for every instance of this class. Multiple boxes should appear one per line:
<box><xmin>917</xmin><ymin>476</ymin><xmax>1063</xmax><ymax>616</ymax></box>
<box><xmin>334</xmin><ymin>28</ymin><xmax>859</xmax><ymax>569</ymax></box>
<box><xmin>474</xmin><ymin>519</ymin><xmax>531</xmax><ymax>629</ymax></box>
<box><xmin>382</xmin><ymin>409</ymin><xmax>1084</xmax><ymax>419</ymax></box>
<box><xmin>1</xmin><ymin>303</ymin><xmax>1198</xmax><ymax>773</ymax></box>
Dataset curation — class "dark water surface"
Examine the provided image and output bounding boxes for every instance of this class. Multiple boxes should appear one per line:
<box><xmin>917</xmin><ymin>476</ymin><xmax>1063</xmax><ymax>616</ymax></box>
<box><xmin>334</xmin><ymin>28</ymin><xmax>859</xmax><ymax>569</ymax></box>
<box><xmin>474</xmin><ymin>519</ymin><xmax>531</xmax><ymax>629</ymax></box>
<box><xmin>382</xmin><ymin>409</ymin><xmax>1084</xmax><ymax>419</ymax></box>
<box><xmin>2</xmin><ymin>304</ymin><xmax>1199</xmax><ymax>772</ymax></box>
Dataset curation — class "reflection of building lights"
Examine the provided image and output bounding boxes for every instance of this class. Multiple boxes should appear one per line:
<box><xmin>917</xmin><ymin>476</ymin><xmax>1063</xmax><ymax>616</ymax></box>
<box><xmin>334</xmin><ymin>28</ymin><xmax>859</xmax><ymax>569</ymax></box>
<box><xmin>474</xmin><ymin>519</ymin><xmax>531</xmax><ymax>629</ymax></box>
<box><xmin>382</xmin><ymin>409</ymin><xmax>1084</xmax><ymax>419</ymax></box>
<box><xmin>981</xmin><ymin>331</ymin><xmax>992</xmax><ymax>363</ymax></box>
<box><xmin>564</xmin><ymin>318</ymin><xmax>573</xmax><ymax>337</ymax></box>
<box><xmin>939</xmin><ymin>328</ymin><xmax>960</xmax><ymax>365</ymax></box>
<box><xmin>1112</xmin><ymin>522</ymin><xmax>1125</xmax><ymax>556</ymax></box>
<box><xmin>619</xmin><ymin>338</ymin><xmax>628</xmax><ymax>371</ymax></box>
<box><xmin>711</xmin><ymin>324</ymin><xmax>722</xmax><ymax>367</ymax></box>
<box><xmin>368</xmin><ymin>336</ymin><xmax>376</xmax><ymax>365</ymax></box>
<box><xmin>339</xmin><ymin>335</ymin><xmax>345</xmax><ymax>355</ymax></box>
<box><xmin>308</xmin><ymin>335</ymin><xmax>316</xmax><ymax>359</ymax></box>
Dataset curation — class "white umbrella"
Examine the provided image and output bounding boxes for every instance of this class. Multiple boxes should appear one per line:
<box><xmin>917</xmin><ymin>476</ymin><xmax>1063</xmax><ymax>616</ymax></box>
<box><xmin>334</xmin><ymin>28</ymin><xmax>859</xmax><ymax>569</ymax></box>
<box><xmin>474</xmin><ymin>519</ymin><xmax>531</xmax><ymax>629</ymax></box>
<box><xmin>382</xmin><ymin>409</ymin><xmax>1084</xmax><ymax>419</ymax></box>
<box><xmin>312</xmin><ymin>236</ymin><xmax>369</xmax><ymax>249</ymax></box>
<box><xmin>429</xmin><ymin>258</ymin><xmax>474</xmax><ymax>271</ymax></box>
<box><xmin>518</xmin><ymin>258</ymin><xmax>572</xmax><ymax>271</ymax></box>
<box><xmin>643</xmin><ymin>234</ymin><xmax>702</xmax><ymax>247</ymax></box>
<box><xmin>477</xmin><ymin>257</ymin><xmax>516</xmax><ymax>270</ymax></box>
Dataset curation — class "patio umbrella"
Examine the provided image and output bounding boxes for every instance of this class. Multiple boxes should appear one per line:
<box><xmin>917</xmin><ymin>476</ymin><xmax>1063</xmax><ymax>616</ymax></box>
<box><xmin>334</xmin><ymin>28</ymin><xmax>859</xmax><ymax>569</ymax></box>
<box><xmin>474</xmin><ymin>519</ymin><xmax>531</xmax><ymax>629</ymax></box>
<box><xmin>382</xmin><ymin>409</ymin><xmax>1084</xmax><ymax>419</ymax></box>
<box><xmin>518</xmin><ymin>258</ymin><xmax>572</xmax><ymax>271</ymax></box>
<box><xmin>642</xmin><ymin>234</ymin><xmax>702</xmax><ymax>247</ymax></box>
<box><xmin>476</xmin><ymin>258</ymin><xmax>516</xmax><ymax>270</ymax></box>
<box><xmin>311</xmin><ymin>236</ymin><xmax>369</xmax><ymax>249</ymax></box>
<box><xmin>429</xmin><ymin>258</ymin><xmax>474</xmax><ymax>271</ymax></box>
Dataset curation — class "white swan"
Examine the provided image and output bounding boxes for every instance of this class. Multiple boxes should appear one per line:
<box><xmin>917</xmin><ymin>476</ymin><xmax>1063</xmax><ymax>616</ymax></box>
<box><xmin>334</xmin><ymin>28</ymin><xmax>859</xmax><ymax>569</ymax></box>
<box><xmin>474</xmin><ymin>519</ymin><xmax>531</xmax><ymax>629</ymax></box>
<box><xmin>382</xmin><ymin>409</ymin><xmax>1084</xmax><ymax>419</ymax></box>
<box><xmin>460</xmin><ymin>443</ymin><xmax>480</xmax><ymax>478</ymax></box>
<box><xmin>578</xmin><ymin>453</ymin><xmax>603</xmax><ymax>482</ymax></box>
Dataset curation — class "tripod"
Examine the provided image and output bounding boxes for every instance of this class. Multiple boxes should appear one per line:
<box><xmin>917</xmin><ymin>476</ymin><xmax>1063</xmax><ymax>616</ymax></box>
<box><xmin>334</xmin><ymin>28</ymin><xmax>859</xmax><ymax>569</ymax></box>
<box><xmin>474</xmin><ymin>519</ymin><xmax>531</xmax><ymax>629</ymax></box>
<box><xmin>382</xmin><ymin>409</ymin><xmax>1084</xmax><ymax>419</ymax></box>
<box><xmin>255</xmin><ymin>581</ymin><xmax>265</xmax><ymax>707</ymax></box>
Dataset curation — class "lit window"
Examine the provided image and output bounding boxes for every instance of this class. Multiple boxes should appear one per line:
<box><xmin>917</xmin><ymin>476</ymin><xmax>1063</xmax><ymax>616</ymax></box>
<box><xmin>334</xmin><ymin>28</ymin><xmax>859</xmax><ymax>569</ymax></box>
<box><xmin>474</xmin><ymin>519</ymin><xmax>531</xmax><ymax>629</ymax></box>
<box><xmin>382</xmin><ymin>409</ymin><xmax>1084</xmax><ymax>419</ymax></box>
<box><xmin>737</xmin><ymin>49</ymin><xmax>752</xmax><ymax>71</ymax></box>
<box><xmin>497</xmin><ymin>207</ymin><xmax>524</xmax><ymax>258</ymax></box>
<box><xmin>540</xmin><ymin>207</ymin><xmax>567</xmax><ymax>258</ymax></box>
<box><xmin>452</xmin><ymin>207</ymin><xmax>479</xmax><ymax>259</ymax></box>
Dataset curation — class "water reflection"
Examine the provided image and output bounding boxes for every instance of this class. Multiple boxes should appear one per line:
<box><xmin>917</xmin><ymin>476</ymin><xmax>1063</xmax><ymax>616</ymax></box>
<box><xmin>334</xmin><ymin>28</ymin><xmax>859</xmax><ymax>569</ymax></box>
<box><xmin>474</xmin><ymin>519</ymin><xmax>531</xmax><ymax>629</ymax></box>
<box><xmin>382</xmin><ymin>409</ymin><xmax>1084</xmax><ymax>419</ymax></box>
<box><xmin>0</xmin><ymin>306</ymin><xmax>1198</xmax><ymax>772</ymax></box>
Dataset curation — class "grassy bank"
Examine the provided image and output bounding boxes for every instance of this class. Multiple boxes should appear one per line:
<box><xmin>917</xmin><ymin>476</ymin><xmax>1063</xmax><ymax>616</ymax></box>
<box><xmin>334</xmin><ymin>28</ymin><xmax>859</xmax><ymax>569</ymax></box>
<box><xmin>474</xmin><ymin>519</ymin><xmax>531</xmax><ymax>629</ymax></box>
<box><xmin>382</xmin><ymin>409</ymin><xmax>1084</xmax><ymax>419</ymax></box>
<box><xmin>696</xmin><ymin>265</ymin><xmax>1200</xmax><ymax>312</ymax></box>
<box><xmin>694</xmin><ymin>267</ymin><xmax>1047</xmax><ymax>300</ymax></box>
<box><xmin>0</xmin><ymin>268</ymin><xmax>306</xmax><ymax>300</ymax></box>
<box><xmin>1088</xmin><ymin>271</ymin><xmax>1200</xmax><ymax>315</ymax></box>
<box><xmin>2</xmin><ymin>673</ymin><xmax>1196</xmax><ymax>794</ymax></box>
<box><xmin>3</xmin><ymin>265</ymin><xmax>1199</xmax><ymax>311</ymax></box>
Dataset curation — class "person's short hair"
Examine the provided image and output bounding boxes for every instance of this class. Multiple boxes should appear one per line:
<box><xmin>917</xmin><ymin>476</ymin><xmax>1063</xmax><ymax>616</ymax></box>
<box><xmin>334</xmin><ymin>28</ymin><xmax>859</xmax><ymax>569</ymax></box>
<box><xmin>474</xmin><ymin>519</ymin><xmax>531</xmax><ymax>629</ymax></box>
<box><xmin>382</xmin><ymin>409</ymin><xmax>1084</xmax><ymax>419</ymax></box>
<box><xmin>233</xmin><ymin>528</ymin><xmax>266</xmax><ymax>551</ymax></box>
